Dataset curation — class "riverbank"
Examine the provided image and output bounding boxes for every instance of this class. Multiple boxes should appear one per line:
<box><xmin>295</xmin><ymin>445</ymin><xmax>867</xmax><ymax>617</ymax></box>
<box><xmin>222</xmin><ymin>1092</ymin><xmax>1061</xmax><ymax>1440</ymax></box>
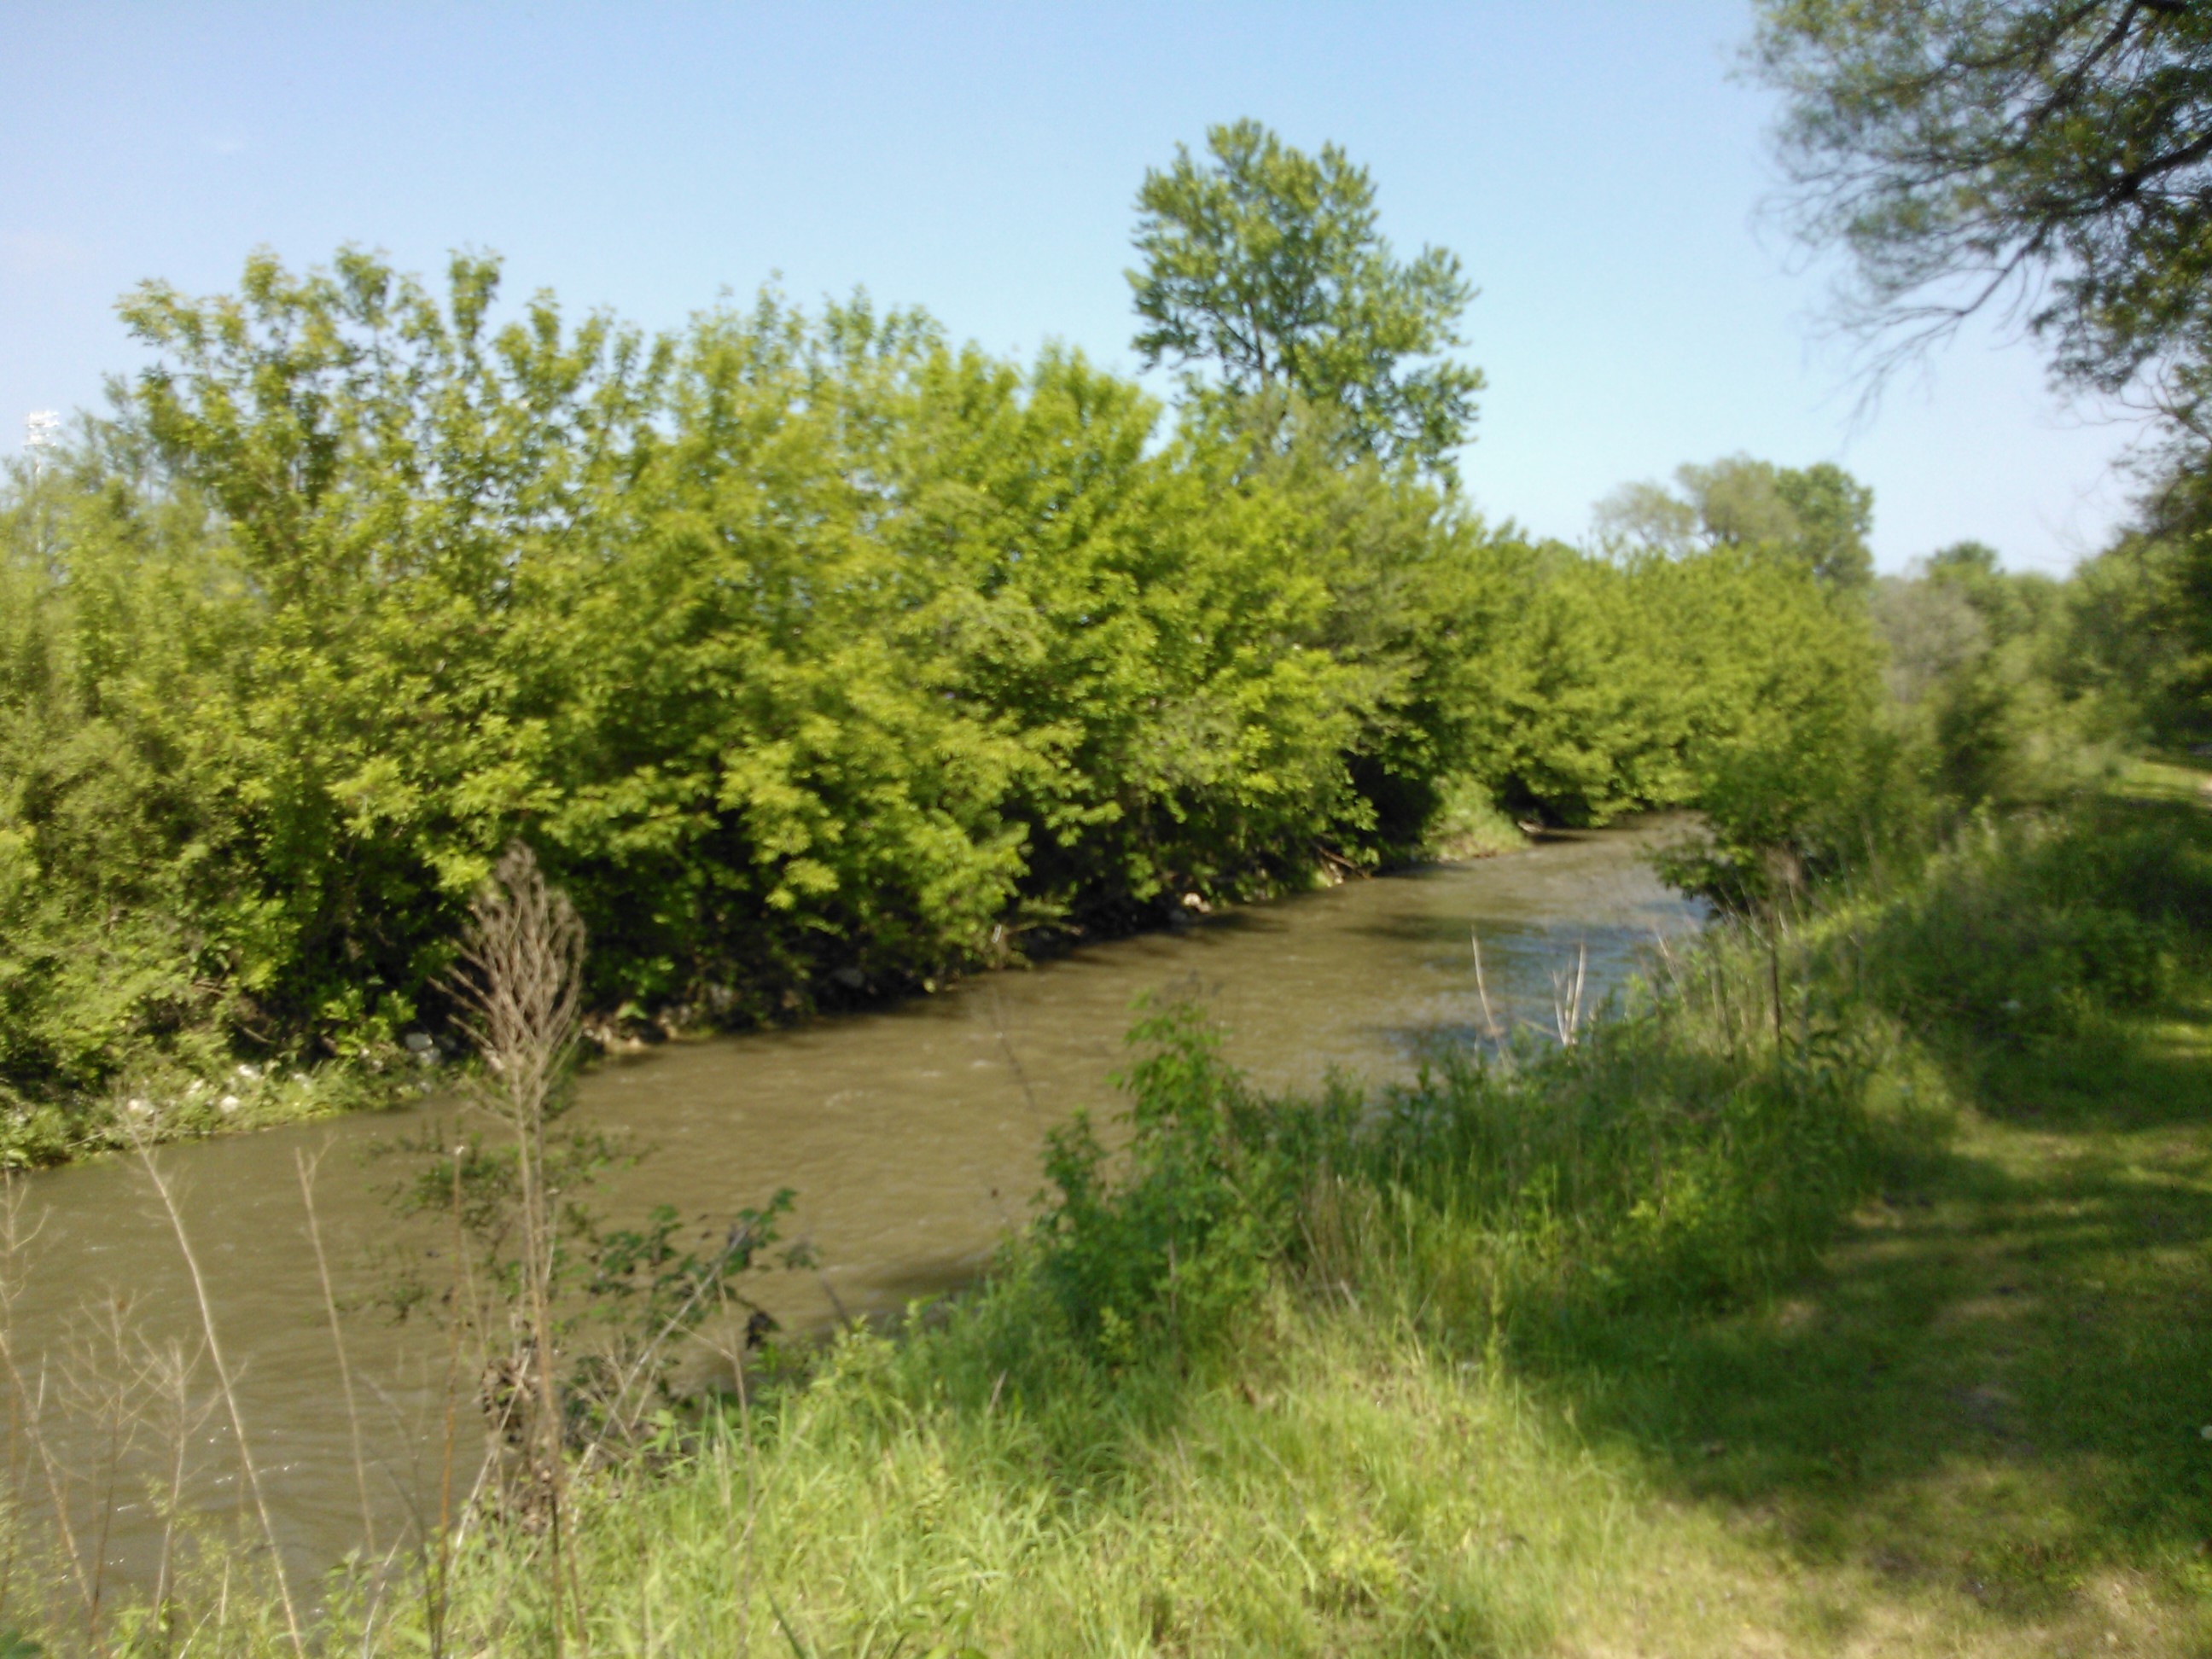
<box><xmin>15</xmin><ymin>789</ymin><xmax>2203</xmax><ymax>1655</ymax></box>
<box><xmin>0</xmin><ymin>821</ymin><xmax>1675</xmax><ymax>1612</ymax></box>
<box><xmin>0</xmin><ymin>1050</ymin><xmax>426</xmax><ymax>1171</ymax></box>
<box><xmin>0</xmin><ymin>807</ymin><xmax>1537</xmax><ymax>1173</ymax></box>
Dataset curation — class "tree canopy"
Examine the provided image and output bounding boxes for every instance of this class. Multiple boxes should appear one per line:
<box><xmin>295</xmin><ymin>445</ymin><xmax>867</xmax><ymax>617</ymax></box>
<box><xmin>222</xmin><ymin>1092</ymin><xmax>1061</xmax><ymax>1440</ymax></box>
<box><xmin>1595</xmin><ymin>454</ymin><xmax>1875</xmax><ymax>591</ymax></box>
<box><xmin>1127</xmin><ymin>119</ymin><xmax>1484</xmax><ymax>477</ymax></box>
<box><xmin>1752</xmin><ymin>0</ymin><xmax>2212</xmax><ymax>406</ymax></box>
<box><xmin>0</xmin><ymin>247</ymin><xmax>1899</xmax><ymax>1131</ymax></box>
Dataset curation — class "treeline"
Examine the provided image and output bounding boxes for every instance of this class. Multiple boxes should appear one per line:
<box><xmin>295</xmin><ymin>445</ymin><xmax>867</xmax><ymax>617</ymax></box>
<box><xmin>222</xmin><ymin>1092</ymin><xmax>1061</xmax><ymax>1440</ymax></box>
<box><xmin>3</xmin><ymin>110</ymin><xmax>2186</xmax><ymax>1150</ymax></box>
<box><xmin>0</xmin><ymin>250</ymin><xmax>1871</xmax><ymax>1138</ymax></box>
<box><xmin>1578</xmin><ymin>454</ymin><xmax>2181</xmax><ymax>911</ymax></box>
<box><xmin>1747</xmin><ymin>3</ymin><xmax>2212</xmax><ymax>760</ymax></box>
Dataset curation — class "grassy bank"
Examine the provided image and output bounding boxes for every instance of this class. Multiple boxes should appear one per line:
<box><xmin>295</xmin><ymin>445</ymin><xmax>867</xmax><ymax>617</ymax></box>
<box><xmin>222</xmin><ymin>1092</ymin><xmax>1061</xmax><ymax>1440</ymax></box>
<box><xmin>10</xmin><ymin>794</ymin><xmax>2210</xmax><ymax>1655</ymax></box>
<box><xmin>0</xmin><ymin>1052</ymin><xmax>428</xmax><ymax>1170</ymax></box>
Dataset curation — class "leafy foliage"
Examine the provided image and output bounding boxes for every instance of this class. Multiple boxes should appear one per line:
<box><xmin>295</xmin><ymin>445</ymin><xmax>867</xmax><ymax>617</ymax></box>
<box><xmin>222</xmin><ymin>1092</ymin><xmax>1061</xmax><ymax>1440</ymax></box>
<box><xmin>1033</xmin><ymin>998</ymin><xmax>1318</xmax><ymax>1364</ymax></box>
<box><xmin>1596</xmin><ymin>453</ymin><xmax>1875</xmax><ymax>593</ymax></box>
<box><xmin>1751</xmin><ymin>2</ymin><xmax>2212</xmax><ymax>751</ymax></box>
<box><xmin>1849</xmin><ymin>801</ymin><xmax>2209</xmax><ymax>1044</ymax></box>
<box><xmin>1753</xmin><ymin>0</ymin><xmax>2212</xmax><ymax>399</ymax></box>
<box><xmin>0</xmin><ymin>245</ymin><xmax>1895</xmax><ymax>1150</ymax></box>
<box><xmin>1129</xmin><ymin>119</ymin><xmax>1484</xmax><ymax>476</ymax></box>
<box><xmin>2061</xmin><ymin>524</ymin><xmax>2212</xmax><ymax>745</ymax></box>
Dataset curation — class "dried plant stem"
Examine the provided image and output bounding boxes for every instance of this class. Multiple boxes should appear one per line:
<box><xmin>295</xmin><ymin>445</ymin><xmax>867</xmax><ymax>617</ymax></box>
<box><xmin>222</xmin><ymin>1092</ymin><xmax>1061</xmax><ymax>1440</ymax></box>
<box><xmin>1469</xmin><ymin>928</ymin><xmax>1502</xmax><ymax>1040</ymax></box>
<box><xmin>298</xmin><ymin>1145</ymin><xmax>378</xmax><ymax>1559</ymax></box>
<box><xmin>448</xmin><ymin>842</ymin><xmax>589</xmax><ymax>1656</ymax></box>
<box><xmin>83</xmin><ymin>1295</ymin><xmax>137</xmax><ymax>1655</ymax></box>
<box><xmin>131</xmin><ymin>1141</ymin><xmax>307</xmax><ymax>1658</ymax></box>
<box><xmin>988</xmin><ymin>982</ymin><xmax>1044</xmax><ymax>1126</ymax></box>
<box><xmin>515</xmin><ymin>1109</ymin><xmax>571</xmax><ymax>1656</ymax></box>
<box><xmin>706</xmin><ymin>1285</ymin><xmax>757</xmax><ymax>1656</ymax></box>
<box><xmin>0</xmin><ymin>1180</ymin><xmax>95</xmax><ymax>1629</ymax></box>
<box><xmin>150</xmin><ymin>1335</ymin><xmax>205</xmax><ymax>1646</ymax></box>
<box><xmin>576</xmin><ymin>1225</ymin><xmax>767</xmax><ymax>1477</ymax></box>
<box><xmin>419</xmin><ymin>1132</ymin><xmax>475</xmax><ymax>1659</ymax></box>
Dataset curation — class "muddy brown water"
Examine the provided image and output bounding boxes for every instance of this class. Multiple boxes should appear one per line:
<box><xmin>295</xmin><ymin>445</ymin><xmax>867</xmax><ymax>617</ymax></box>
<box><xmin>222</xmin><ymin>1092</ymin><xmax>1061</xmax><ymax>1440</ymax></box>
<box><xmin>14</xmin><ymin>823</ymin><xmax>1698</xmax><ymax>1592</ymax></box>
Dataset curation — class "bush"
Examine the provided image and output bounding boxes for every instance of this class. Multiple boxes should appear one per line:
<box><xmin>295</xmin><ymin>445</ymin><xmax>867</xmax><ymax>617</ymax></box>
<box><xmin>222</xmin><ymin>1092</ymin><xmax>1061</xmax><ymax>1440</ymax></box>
<box><xmin>1027</xmin><ymin>917</ymin><xmax>1895</xmax><ymax>1380</ymax></box>
<box><xmin>1031</xmin><ymin>999</ymin><xmax>1330</xmax><ymax>1364</ymax></box>
<box><xmin>1846</xmin><ymin>807</ymin><xmax>2205</xmax><ymax>1044</ymax></box>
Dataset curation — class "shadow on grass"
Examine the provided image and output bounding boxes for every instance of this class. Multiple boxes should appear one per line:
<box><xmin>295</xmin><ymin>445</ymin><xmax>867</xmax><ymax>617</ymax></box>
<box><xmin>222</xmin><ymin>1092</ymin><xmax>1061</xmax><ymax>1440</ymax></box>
<box><xmin>1518</xmin><ymin>1004</ymin><xmax>2212</xmax><ymax>1632</ymax></box>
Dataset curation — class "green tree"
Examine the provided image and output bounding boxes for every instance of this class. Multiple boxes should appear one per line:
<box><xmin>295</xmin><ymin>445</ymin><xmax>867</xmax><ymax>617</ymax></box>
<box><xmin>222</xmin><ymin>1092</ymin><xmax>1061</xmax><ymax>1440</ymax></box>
<box><xmin>0</xmin><ymin>237</ymin><xmax>1908</xmax><ymax>1148</ymax></box>
<box><xmin>1751</xmin><ymin>3</ymin><xmax>2212</xmax><ymax>731</ymax></box>
<box><xmin>1751</xmin><ymin>0</ymin><xmax>2212</xmax><ymax>399</ymax></box>
<box><xmin>1869</xmin><ymin>540</ymin><xmax>2098</xmax><ymax>810</ymax></box>
<box><xmin>1773</xmin><ymin>461</ymin><xmax>1877</xmax><ymax>591</ymax></box>
<box><xmin>1128</xmin><ymin>119</ymin><xmax>1484</xmax><ymax>477</ymax></box>
<box><xmin>1928</xmin><ymin>539</ymin><xmax>2001</xmax><ymax>579</ymax></box>
<box><xmin>0</xmin><ymin>246</ymin><xmax>1438</xmax><ymax>1129</ymax></box>
<box><xmin>2063</xmin><ymin>527</ymin><xmax>2212</xmax><ymax>742</ymax></box>
<box><xmin>1596</xmin><ymin>454</ymin><xmax>1874</xmax><ymax>591</ymax></box>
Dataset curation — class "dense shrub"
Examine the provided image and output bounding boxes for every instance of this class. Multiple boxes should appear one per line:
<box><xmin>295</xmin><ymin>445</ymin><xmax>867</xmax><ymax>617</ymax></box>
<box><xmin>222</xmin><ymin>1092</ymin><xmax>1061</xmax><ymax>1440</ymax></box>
<box><xmin>1844</xmin><ymin>805</ymin><xmax>2210</xmax><ymax>1043</ymax></box>
<box><xmin>1032</xmin><ymin>1001</ymin><xmax>1307</xmax><ymax>1363</ymax></box>
<box><xmin>0</xmin><ymin>251</ymin><xmax>1889</xmax><ymax>1144</ymax></box>
<box><xmin>1027</xmin><ymin>952</ymin><xmax>1888</xmax><ymax>1376</ymax></box>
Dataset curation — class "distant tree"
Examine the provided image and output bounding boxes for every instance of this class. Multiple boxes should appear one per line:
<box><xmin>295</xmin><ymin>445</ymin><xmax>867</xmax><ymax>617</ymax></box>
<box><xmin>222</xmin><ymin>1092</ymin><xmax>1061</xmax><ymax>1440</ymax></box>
<box><xmin>1871</xmin><ymin>571</ymin><xmax>1988</xmax><ymax>707</ymax></box>
<box><xmin>1772</xmin><ymin>462</ymin><xmax>1878</xmax><ymax>591</ymax></box>
<box><xmin>1682</xmin><ymin>455</ymin><xmax>1807</xmax><ymax>550</ymax></box>
<box><xmin>1927</xmin><ymin>539</ymin><xmax>2003</xmax><ymax>578</ymax></box>
<box><xmin>1595</xmin><ymin>454</ymin><xmax>1874</xmax><ymax>591</ymax></box>
<box><xmin>1128</xmin><ymin>119</ymin><xmax>1484</xmax><ymax>477</ymax></box>
<box><xmin>2064</xmin><ymin>527</ymin><xmax>2212</xmax><ymax>741</ymax></box>
<box><xmin>1922</xmin><ymin>537</ymin><xmax>2069</xmax><ymax>654</ymax></box>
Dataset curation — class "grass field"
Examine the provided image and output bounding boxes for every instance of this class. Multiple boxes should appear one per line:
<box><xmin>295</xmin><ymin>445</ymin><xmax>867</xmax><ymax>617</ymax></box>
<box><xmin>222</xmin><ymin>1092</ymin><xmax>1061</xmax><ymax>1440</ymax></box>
<box><xmin>1530</xmin><ymin>997</ymin><xmax>2212</xmax><ymax>1654</ymax></box>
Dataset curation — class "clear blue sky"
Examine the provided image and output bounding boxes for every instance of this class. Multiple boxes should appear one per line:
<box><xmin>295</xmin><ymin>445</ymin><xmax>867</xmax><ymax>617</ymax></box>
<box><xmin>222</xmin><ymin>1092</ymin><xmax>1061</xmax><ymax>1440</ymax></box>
<box><xmin>2</xmin><ymin>2</ymin><xmax>2143</xmax><ymax>573</ymax></box>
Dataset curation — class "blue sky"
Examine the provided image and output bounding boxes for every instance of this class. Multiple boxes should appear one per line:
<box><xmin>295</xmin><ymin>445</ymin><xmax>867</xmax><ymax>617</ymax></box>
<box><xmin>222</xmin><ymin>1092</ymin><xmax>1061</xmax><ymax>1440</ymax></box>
<box><xmin>2</xmin><ymin>2</ymin><xmax>2145</xmax><ymax>572</ymax></box>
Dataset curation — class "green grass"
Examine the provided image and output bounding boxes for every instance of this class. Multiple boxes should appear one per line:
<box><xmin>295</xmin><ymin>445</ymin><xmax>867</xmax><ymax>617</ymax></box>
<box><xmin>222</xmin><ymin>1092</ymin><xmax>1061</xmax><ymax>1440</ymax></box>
<box><xmin>1522</xmin><ymin>1008</ymin><xmax>2212</xmax><ymax>1654</ymax></box>
<box><xmin>1418</xmin><ymin>774</ymin><xmax>1528</xmax><ymax>861</ymax></box>
<box><xmin>12</xmin><ymin>795</ymin><xmax>2212</xmax><ymax>1656</ymax></box>
<box><xmin>391</xmin><ymin>991</ymin><xmax>2212</xmax><ymax>1656</ymax></box>
<box><xmin>2117</xmin><ymin>754</ymin><xmax>2212</xmax><ymax>804</ymax></box>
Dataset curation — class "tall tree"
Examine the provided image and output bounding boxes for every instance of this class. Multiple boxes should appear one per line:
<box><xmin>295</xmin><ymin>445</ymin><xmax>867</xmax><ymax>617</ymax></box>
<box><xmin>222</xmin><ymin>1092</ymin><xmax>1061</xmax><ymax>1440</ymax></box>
<box><xmin>1751</xmin><ymin>1</ymin><xmax>2212</xmax><ymax>406</ymax></box>
<box><xmin>1752</xmin><ymin>2</ymin><xmax>2212</xmax><ymax>732</ymax></box>
<box><xmin>1128</xmin><ymin>119</ymin><xmax>1484</xmax><ymax>477</ymax></box>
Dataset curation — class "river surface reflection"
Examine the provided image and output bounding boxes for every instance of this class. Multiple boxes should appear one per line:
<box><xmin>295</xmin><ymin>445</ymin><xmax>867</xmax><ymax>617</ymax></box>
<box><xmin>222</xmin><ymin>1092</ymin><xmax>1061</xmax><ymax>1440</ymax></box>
<box><xmin>18</xmin><ymin>821</ymin><xmax>1699</xmax><ymax>1583</ymax></box>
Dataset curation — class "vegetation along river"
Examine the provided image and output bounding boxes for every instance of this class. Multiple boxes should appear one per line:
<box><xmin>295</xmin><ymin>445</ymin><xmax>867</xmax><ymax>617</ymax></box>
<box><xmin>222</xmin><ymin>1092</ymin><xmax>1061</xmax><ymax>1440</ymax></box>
<box><xmin>14</xmin><ymin>822</ymin><xmax>1699</xmax><ymax>1588</ymax></box>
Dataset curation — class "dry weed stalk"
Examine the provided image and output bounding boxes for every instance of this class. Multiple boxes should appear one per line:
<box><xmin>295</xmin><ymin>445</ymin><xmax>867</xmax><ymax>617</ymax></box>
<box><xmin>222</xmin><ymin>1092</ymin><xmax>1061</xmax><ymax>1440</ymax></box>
<box><xmin>0</xmin><ymin>1173</ymin><xmax>233</xmax><ymax>1656</ymax></box>
<box><xmin>1469</xmin><ymin>928</ymin><xmax>1503</xmax><ymax>1041</ymax></box>
<box><xmin>0</xmin><ymin>1179</ymin><xmax>90</xmax><ymax>1639</ymax></box>
<box><xmin>428</xmin><ymin>1154</ymin><xmax>469</xmax><ymax>1659</ymax></box>
<box><xmin>445</xmin><ymin>841</ymin><xmax>588</xmax><ymax>1656</ymax></box>
<box><xmin>569</xmin><ymin>1210</ymin><xmax>785</xmax><ymax>1480</ymax></box>
<box><xmin>296</xmin><ymin>1147</ymin><xmax>376</xmax><ymax>1557</ymax></box>
<box><xmin>130</xmin><ymin>1138</ymin><xmax>307</xmax><ymax>1657</ymax></box>
<box><xmin>64</xmin><ymin>1292</ymin><xmax>146</xmax><ymax>1652</ymax></box>
<box><xmin>145</xmin><ymin>1332</ymin><xmax>215</xmax><ymax>1647</ymax></box>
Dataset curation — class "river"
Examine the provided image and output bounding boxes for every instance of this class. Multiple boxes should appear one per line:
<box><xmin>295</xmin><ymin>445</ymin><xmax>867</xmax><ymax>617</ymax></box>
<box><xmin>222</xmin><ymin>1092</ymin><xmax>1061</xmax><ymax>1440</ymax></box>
<box><xmin>10</xmin><ymin>821</ymin><xmax>1698</xmax><ymax>1591</ymax></box>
